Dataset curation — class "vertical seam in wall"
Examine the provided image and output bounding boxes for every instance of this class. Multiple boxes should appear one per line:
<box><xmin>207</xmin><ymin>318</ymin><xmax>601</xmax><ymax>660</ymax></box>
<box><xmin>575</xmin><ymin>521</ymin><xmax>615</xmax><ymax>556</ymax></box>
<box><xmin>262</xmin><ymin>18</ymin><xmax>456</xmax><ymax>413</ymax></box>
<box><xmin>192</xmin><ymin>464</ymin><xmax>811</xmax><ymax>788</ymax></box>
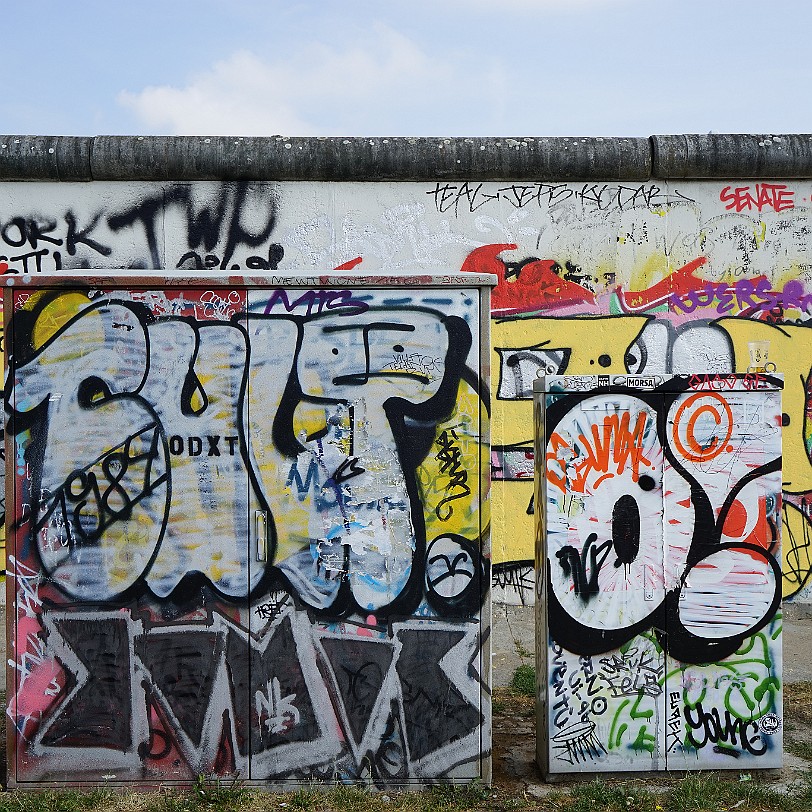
<box><xmin>89</xmin><ymin>136</ymin><xmax>96</xmax><ymax>181</ymax></box>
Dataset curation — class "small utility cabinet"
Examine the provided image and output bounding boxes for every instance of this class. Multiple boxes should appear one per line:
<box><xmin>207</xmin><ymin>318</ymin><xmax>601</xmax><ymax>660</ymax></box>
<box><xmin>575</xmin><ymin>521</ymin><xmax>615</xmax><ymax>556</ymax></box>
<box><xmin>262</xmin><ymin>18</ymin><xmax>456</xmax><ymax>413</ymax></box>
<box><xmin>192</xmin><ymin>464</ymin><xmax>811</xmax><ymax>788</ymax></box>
<box><xmin>533</xmin><ymin>374</ymin><xmax>783</xmax><ymax>776</ymax></box>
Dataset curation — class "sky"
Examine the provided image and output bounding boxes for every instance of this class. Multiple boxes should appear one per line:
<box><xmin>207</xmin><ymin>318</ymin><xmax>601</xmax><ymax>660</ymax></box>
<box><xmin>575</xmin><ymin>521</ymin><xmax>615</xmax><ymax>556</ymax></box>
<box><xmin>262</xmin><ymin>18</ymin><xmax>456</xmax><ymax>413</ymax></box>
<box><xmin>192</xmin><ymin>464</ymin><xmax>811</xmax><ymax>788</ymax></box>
<box><xmin>4</xmin><ymin>0</ymin><xmax>812</xmax><ymax>138</ymax></box>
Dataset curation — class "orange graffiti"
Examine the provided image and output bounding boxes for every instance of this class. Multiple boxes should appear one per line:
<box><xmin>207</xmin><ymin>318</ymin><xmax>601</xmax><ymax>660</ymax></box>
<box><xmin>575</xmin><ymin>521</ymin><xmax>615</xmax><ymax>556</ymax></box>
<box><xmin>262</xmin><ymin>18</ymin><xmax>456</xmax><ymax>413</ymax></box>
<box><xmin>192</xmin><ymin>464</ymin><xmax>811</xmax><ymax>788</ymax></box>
<box><xmin>672</xmin><ymin>392</ymin><xmax>734</xmax><ymax>463</ymax></box>
<box><xmin>547</xmin><ymin>411</ymin><xmax>653</xmax><ymax>494</ymax></box>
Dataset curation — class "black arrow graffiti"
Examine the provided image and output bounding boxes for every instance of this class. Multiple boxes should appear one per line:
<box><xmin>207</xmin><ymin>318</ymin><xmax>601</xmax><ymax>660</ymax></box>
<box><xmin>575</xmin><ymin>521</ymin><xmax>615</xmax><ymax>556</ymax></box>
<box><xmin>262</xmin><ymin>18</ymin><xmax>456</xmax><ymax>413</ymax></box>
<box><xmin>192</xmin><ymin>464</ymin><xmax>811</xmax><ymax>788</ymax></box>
<box><xmin>332</xmin><ymin>456</ymin><xmax>365</xmax><ymax>484</ymax></box>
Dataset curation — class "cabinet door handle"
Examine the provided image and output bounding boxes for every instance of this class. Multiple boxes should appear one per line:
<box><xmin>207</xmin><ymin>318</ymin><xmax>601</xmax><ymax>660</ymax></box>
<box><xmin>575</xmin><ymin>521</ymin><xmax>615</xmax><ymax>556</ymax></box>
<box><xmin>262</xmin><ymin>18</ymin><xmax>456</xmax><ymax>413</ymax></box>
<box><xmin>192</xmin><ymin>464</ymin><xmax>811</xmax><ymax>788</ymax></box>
<box><xmin>255</xmin><ymin>510</ymin><xmax>267</xmax><ymax>562</ymax></box>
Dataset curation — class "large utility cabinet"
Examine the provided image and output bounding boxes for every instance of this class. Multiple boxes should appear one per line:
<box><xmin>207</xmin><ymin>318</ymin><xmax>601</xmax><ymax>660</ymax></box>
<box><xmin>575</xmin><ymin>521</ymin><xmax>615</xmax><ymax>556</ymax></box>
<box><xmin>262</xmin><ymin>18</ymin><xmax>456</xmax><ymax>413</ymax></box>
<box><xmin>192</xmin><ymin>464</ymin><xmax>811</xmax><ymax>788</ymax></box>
<box><xmin>6</xmin><ymin>271</ymin><xmax>494</xmax><ymax>788</ymax></box>
<box><xmin>534</xmin><ymin>374</ymin><xmax>783</xmax><ymax>776</ymax></box>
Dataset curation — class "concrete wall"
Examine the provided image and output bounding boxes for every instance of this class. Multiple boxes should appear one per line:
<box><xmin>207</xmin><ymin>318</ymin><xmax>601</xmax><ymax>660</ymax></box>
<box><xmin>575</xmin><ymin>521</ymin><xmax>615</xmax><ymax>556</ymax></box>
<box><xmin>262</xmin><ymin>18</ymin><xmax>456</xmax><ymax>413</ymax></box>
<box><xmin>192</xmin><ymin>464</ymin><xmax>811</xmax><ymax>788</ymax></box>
<box><xmin>2</xmin><ymin>161</ymin><xmax>812</xmax><ymax>609</ymax></box>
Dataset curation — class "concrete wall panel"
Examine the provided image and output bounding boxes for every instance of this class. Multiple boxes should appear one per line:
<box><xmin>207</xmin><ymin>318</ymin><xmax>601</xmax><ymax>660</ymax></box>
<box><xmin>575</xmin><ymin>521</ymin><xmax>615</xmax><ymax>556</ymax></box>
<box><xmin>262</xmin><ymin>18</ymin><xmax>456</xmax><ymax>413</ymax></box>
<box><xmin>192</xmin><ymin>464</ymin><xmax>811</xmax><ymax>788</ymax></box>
<box><xmin>1</xmin><ymin>177</ymin><xmax>812</xmax><ymax>611</ymax></box>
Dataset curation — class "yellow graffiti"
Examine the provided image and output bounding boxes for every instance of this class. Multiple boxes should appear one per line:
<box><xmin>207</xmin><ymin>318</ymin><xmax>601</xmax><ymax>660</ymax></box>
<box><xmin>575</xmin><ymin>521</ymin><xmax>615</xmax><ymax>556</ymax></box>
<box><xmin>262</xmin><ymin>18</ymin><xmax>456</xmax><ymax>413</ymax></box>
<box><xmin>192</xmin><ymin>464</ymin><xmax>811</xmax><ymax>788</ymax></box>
<box><xmin>491</xmin><ymin>480</ymin><xmax>534</xmax><ymax>567</ymax></box>
<box><xmin>4</xmin><ymin>294</ymin><xmax>92</xmax><ymax>578</ymax></box>
<box><xmin>716</xmin><ymin>318</ymin><xmax>812</xmax><ymax>494</ymax></box>
<box><xmin>417</xmin><ymin>380</ymin><xmax>489</xmax><ymax>542</ymax></box>
<box><xmin>27</xmin><ymin>292</ymin><xmax>91</xmax><ymax>350</ymax></box>
<box><xmin>491</xmin><ymin>311</ymin><xmax>812</xmax><ymax>597</ymax></box>
<box><xmin>782</xmin><ymin>501</ymin><xmax>812</xmax><ymax>599</ymax></box>
<box><xmin>492</xmin><ymin>316</ymin><xmax>649</xmax><ymax>446</ymax></box>
<box><xmin>629</xmin><ymin>254</ymin><xmax>669</xmax><ymax>296</ymax></box>
<box><xmin>490</xmin><ymin>316</ymin><xmax>649</xmax><ymax>565</ymax></box>
<box><xmin>256</xmin><ymin>368</ymin><xmax>489</xmax><ymax>569</ymax></box>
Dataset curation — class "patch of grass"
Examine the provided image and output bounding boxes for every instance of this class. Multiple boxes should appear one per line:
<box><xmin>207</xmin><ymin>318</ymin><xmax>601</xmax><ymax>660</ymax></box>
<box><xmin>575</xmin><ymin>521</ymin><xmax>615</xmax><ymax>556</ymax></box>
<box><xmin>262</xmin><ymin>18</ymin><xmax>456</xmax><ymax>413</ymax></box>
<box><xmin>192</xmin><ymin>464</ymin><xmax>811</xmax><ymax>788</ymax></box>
<box><xmin>492</xmin><ymin>686</ymin><xmax>535</xmax><ymax>719</ymax></box>
<box><xmin>786</xmin><ymin>738</ymin><xmax>812</xmax><ymax>762</ymax></box>
<box><xmin>0</xmin><ymin>790</ymin><xmax>115</xmax><ymax>812</ymax></box>
<box><xmin>665</xmin><ymin>772</ymin><xmax>783</xmax><ymax>811</ymax></box>
<box><xmin>192</xmin><ymin>773</ymin><xmax>249</xmax><ymax>807</ymax></box>
<box><xmin>509</xmin><ymin>664</ymin><xmax>536</xmax><ymax>697</ymax></box>
<box><xmin>571</xmin><ymin>780</ymin><xmax>660</xmax><ymax>812</ymax></box>
<box><xmin>787</xmin><ymin>771</ymin><xmax>812</xmax><ymax>811</ymax></box>
<box><xmin>563</xmin><ymin>773</ymin><xmax>793</xmax><ymax>812</ymax></box>
<box><xmin>426</xmin><ymin>780</ymin><xmax>490</xmax><ymax>809</ymax></box>
<box><xmin>785</xmin><ymin>682</ymin><xmax>812</xmax><ymax>728</ymax></box>
<box><xmin>4</xmin><ymin>776</ymin><xmax>812</xmax><ymax>812</ymax></box>
<box><xmin>320</xmin><ymin>785</ymin><xmax>375</xmax><ymax>811</ymax></box>
<box><xmin>285</xmin><ymin>788</ymin><xmax>324</xmax><ymax>810</ymax></box>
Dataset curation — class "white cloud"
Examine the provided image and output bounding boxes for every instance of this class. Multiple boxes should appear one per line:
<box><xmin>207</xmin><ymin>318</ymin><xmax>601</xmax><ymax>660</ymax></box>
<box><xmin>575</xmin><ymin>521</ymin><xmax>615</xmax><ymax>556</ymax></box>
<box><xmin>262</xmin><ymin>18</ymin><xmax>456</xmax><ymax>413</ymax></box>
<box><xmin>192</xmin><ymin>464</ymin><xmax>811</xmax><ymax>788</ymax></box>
<box><xmin>118</xmin><ymin>24</ymin><xmax>462</xmax><ymax>136</ymax></box>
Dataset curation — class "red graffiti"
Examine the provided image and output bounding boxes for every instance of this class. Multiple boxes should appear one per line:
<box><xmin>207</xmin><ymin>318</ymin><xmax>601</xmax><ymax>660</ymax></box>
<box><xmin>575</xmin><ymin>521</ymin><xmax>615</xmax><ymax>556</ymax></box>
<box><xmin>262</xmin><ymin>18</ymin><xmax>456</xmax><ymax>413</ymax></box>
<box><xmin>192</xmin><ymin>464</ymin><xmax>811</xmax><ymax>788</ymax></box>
<box><xmin>617</xmin><ymin>257</ymin><xmax>707</xmax><ymax>313</ymax></box>
<box><xmin>688</xmin><ymin>373</ymin><xmax>767</xmax><ymax>392</ymax></box>
<box><xmin>722</xmin><ymin>496</ymin><xmax>777</xmax><ymax>551</ymax></box>
<box><xmin>460</xmin><ymin>243</ymin><xmax>517</xmax><ymax>275</ymax></box>
<box><xmin>720</xmin><ymin>184</ymin><xmax>794</xmax><ymax>213</ymax></box>
<box><xmin>333</xmin><ymin>256</ymin><xmax>363</xmax><ymax>271</ymax></box>
<box><xmin>460</xmin><ymin>243</ymin><xmax>595</xmax><ymax>314</ymax></box>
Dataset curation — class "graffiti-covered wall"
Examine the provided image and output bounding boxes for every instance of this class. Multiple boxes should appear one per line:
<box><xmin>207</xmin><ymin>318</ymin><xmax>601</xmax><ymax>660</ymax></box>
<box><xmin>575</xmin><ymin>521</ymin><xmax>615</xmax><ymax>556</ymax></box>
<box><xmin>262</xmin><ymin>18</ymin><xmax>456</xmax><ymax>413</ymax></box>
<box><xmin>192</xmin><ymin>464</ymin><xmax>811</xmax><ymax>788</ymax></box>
<box><xmin>1</xmin><ymin>175</ymin><xmax>811</xmax><ymax>609</ymax></box>
<box><xmin>536</xmin><ymin>374</ymin><xmax>783</xmax><ymax>774</ymax></box>
<box><xmin>6</xmin><ymin>275</ymin><xmax>491</xmax><ymax>786</ymax></box>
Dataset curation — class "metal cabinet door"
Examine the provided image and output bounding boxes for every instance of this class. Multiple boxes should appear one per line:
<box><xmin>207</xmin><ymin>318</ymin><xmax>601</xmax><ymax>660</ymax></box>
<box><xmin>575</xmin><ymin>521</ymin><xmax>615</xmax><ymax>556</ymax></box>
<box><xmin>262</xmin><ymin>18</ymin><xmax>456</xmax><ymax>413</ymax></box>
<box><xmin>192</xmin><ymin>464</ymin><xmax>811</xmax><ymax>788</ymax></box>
<box><xmin>7</xmin><ymin>285</ymin><xmax>256</xmax><ymax>784</ymax></box>
<box><xmin>241</xmin><ymin>284</ymin><xmax>490</xmax><ymax>784</ymax></box>
<box><xmin>541</xmin><ymin>387</ymin><xmax>667</xmax><ymax>774</ymax></box>
<box><xmin>663</xmin><ymin>382</ymin><xmax>783</xmax><ymax>770</ymax></box>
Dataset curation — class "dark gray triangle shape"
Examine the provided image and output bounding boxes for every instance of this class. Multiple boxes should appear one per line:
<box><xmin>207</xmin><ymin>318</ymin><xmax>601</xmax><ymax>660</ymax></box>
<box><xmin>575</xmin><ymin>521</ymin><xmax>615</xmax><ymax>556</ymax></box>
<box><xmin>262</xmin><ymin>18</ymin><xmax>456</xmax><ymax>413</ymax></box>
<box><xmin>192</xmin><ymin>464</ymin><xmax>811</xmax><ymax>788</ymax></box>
<box><xmin>395</xmin><ymin>628</ymin><xmax>482</xmax><ymax>762</ymax></box>
<box><xmin>320</xmin><ymin>637</ymin><xmax>394</xmax><ymax>746</ymax></box>
<box><xmin>41</xmin><ymin>615</ymin><xmax>132</xmax><ymax>750</ymax></box>
<box><xmin>135</xmin><ymin>629</ymin><xmax>222</xmax><ymax>748</ymax></box>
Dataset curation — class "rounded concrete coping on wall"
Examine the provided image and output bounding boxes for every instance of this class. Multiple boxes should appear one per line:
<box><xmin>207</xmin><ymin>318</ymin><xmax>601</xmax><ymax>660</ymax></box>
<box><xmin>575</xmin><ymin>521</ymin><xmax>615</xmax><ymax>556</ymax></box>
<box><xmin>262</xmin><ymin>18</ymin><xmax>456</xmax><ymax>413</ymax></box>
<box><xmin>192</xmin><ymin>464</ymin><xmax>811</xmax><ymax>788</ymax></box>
<box><xmin>651</xmin><ymin>134</ymin><xmax>812</xmax><ymax>179</ymax></box>
<box><xmin>1</xmin><ymin>134</ymin><xmax>808</xmax><ymax>182</ymax></box>
<box><xmin>0</xmin><ymin>135</ymin><xmax>652</xmax><ymax>182</ymax></box>
<box><xmin>0</xmin><ymin>136</ymin><xmax>93</xmax><ymax>181</ymax></box>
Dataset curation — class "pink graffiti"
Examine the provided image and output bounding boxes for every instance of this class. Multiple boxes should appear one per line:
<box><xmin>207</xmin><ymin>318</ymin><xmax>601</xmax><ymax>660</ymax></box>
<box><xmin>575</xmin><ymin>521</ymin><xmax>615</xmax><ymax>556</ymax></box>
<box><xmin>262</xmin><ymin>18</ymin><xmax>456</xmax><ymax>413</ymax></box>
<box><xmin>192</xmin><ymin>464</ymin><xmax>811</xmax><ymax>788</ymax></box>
<box><xmin>13</xmin><ymin>657</ymin><xmax>63</xmax><ymax>718</ymax></box>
